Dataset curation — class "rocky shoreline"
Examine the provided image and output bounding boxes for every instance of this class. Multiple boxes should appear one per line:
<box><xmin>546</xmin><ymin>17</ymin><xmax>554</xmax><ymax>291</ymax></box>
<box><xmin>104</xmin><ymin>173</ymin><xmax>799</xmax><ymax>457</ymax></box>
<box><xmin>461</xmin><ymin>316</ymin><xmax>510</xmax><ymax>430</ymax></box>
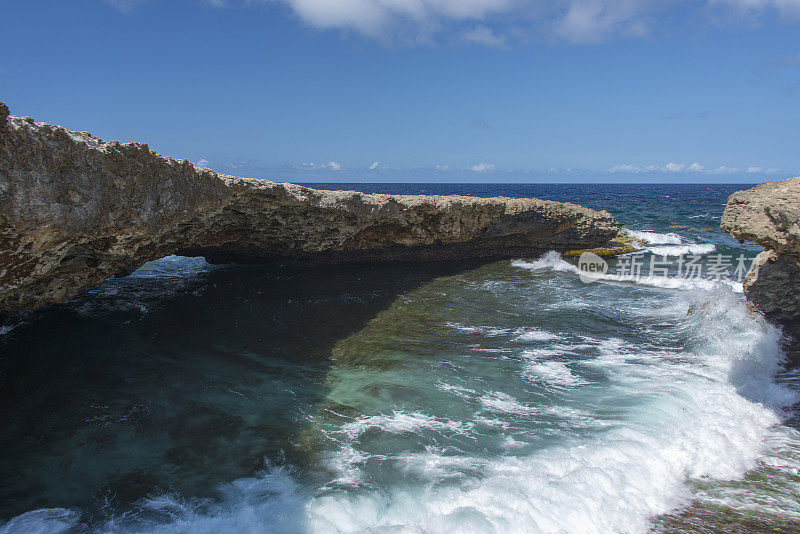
<box><xmin>4</xmin><ymin>98</ymin><xmax>799</xmax><ymax>352</ymax></box>
<box><xmin>0</xmin><ymin>103</ymin><xmax>633</xmax><ymax>311</ymax></box>
<box><xmin>721</xmin><ymin>177</ymin><xmax>800</xmax><ymax>362</ymax></box>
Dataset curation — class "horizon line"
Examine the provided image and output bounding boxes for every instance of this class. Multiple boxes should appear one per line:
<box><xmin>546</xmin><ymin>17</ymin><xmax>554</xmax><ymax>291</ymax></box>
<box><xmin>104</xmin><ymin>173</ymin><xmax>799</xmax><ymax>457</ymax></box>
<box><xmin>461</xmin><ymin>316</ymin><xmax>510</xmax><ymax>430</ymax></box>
<box><xmin>285</xmin><ymin>181</ymin><xmax>762</xmax><ymax>185</ymax></box>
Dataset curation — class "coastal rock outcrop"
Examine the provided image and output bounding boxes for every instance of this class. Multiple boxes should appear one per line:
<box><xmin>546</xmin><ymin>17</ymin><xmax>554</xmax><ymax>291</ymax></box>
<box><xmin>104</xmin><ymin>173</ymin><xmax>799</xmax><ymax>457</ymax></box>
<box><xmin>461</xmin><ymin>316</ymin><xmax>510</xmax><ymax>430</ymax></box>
<box><xmin>742</xmin><ymin>250</ymin><xmax>800</xmax><ymax>323</ymax></box>
<box><xmin>721</xmin><ymin>177</ymin><xmax>800</xmax><ymax>259</ymax></box>
<box><xmin>721</xmin><ymin>177</ymin><xmax>800</xmax><ymax>357</ymax></box>
<box><xmin>0</xmin><ymin>102</ymin><xmax>630</xmax><ymax>311</ymax></box>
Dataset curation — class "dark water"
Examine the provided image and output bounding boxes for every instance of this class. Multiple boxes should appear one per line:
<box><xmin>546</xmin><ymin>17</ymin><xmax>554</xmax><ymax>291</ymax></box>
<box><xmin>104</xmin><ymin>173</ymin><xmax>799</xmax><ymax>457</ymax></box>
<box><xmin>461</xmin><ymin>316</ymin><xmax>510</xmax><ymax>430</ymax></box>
<box><xmin>0</xmin><ymin>260</ymin><xmax>476</xmax><ymax>518</ymax></box>
<box><xmin>0</xmin><ymin>184</ymin><xmax>798</xmax><ymax>533</ymax></box>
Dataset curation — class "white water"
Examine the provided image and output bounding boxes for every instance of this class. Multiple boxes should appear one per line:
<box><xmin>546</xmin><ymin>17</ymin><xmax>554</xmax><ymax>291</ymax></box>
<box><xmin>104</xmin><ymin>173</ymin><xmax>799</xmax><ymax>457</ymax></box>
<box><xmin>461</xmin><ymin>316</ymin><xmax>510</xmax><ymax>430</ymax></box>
<box><xmin>3</xmin><ymin>247</ymin><xmax>799</xmax><ymax>534</ymax></box>
<box><xmin>300</xmin><ymin>288</ymin><xmax>795</xmax><ymax>534</ymax></box>
<box><xmin>627</xmin><ymin>230</ymin><xmax>684</xmax><ymax>245</ymax></box>
<box><xmin>626</xmin><ymin>229</ymin><xmax>717</xmax><ymax>256</ymax></box>
<box><xmin>512</xmin><ymin>251</ymin><xmax>743</xmax><ymax>292</ymax></box>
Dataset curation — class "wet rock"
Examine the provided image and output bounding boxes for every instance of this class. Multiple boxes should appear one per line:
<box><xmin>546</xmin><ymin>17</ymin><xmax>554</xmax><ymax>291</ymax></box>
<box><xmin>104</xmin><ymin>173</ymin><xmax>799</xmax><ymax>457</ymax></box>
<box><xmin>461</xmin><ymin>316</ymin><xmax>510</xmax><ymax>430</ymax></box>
<box><xmin>722</xmin><ymin>177</ymin><xmax>800</xmax><ymax>363</ymax></box>
<box><xmin>743</xmin><ymin>250</ymin><xmax>800</xmax><ymax>323</ymax></box>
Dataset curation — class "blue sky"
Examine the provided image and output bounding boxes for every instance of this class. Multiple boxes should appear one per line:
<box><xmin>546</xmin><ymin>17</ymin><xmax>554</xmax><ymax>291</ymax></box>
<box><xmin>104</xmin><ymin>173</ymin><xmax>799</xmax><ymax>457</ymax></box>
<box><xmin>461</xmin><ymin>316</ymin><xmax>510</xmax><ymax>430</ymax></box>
<box><xmin>2</xmin><ymin>0</ymin><xmax>799</xmax><ymax>182</ymax></box>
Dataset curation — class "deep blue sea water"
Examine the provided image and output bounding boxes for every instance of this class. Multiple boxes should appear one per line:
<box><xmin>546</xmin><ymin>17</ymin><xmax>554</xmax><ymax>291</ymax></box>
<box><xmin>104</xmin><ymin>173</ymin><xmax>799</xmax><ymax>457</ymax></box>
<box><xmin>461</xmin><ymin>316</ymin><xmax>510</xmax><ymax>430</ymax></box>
<box><xmin>0</xmin><ymin>184</ymin><xmax>798</xmax><ymax>533</ymax></box>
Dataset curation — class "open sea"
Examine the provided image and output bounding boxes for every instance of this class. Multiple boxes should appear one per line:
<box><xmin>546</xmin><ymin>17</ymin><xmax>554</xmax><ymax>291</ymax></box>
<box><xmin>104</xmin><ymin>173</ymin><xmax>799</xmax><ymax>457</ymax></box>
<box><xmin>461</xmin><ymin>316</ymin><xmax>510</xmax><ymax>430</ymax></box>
<box><xmin>1</xmin><ymin>183</ymin><xmax>799</xmax><ymax>533</ymax></box>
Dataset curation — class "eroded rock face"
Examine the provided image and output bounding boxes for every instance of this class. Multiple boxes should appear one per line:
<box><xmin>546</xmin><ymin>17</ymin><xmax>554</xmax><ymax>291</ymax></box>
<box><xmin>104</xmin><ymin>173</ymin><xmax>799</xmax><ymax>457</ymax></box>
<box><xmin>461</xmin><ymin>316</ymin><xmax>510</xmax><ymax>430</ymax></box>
<box><xmin>0</xmin><ymin>103</ymin><xmax>628</xmax><ymax>311</ymax></box>
<box><xmin>743</xmin><ymin>250</ymin><xmax>800</xmax><ymax>323</ymax></box>
<box><xmin>721</xmin><ymin>177</ymin><xmax>800</xmax><ymax>259</ymax></box>
<box><xmin>721</xmin><ymin>177</ymin><xmax>800</xmax><ymax>360</ymax></box>
<box><xmin>743</xmin><ymin>250</ymin><xmax>800</xmax><ymax>363</ymax></box>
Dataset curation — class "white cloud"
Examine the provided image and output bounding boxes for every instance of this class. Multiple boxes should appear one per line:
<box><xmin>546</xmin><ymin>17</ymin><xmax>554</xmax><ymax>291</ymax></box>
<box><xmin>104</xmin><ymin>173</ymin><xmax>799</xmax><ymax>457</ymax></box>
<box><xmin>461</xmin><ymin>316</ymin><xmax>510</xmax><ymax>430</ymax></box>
<box><xmin>435</xmin><ymin>164</ymin><xmax>451</xmax><ymax>170</ymax></box>
<box><xmin>745</xmin><ymin>165</ymin><xmax>780</xmax><ymax>173</ymax></box>
<box><xmin>260</xmin><ymin>0</ymin><xmax>800</xmax><ymax>45</ymax></box>
<box><xmin>712</xmin><ymin>165</ymin><xmax>739</xmax><ymax>174</ymax></box>
<box><xmin>710</xmin><ymin>0</ymin><xmax>800</xmax><ymax>19</ymax></box>
<box><xmin>609</xmin><ymin>163</ymin><xmax>642</xmax><ymax>173</ymax></box>
<box><xmin>300</xmin><ymin>161</ymin><xmax>343</xmax><ymax>170</ymax></box>
<box><xmin>277</xmin><ymin>0</ymin><xmax>513</xmax><ymax>40</ymax></box>
<box><xmin>609</xmin><ymin>161</ymin><xmax>750</xmax><ymax>174</ymax></box>
<box><xmin>462</xmin><ymin>25</ymin><xmax>507</xmax><ymax>48</ymax></box>
<box><xmin>369</xmin><ymin>161</ymin><xmax>380</xmax><ymax>170</ymax></box>
<box><xmin>555</xmin><ymin>0</ymin><xmax>655</xmax><ymax>43</ymax></box>
<box><xmin>195</xmin><ymin>158</ymin><xmax>211</xmax><ymax>168</ymax></box>
<box><xmin>101</xmin><ymin>0</ymin><xmax>798</xmax><ymax>45</ymax></box>
<box><xmin>471</xmin><ymin>162</ymin><xmax>496</xmax><ymax>172</ymax></box>
<box><xmin>664</xmin><ymin>162</ymin><xmax>686</xmax><ymax>172</ymax></box>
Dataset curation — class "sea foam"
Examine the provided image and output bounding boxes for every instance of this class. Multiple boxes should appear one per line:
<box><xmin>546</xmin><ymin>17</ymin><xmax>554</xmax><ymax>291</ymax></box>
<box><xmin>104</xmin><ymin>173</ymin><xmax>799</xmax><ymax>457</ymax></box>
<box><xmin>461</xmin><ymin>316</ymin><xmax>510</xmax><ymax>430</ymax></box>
<box><xmin>512</xmin><ymin>251</ymin><xmax>742</xmax><ymax>292</ymax></box>
<box><xmin>302</xmin><ymin>289</ymin><xmax>795</xmax><ymax>534</ymax></box>
<box><xmin>4</xmin><ymin>251</ymin><xmax>797</xmax><ymax>534</ymax></box>
<box><xmin>626</xmin><ymin>229</ymin><xmax>717</xmax><ymax>256</ymax></box>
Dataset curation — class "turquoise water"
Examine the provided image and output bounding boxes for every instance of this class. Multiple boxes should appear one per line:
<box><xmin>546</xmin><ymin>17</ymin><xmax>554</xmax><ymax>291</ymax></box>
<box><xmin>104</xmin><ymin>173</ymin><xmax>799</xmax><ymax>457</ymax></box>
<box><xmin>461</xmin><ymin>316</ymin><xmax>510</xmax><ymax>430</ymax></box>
<box><xmin>0</xmin><ymin>184</ymin><xmax>798</xmax><ymax>533</ymax></box>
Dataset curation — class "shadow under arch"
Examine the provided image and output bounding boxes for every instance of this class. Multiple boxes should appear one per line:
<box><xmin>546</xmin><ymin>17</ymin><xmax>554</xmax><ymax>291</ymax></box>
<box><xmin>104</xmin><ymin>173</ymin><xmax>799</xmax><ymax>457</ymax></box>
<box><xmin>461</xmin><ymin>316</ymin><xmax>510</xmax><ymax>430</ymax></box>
<box><xmin>0</xmin><ymin>256</ymin><xmax>488</xmax><ymax>523</ymax></box>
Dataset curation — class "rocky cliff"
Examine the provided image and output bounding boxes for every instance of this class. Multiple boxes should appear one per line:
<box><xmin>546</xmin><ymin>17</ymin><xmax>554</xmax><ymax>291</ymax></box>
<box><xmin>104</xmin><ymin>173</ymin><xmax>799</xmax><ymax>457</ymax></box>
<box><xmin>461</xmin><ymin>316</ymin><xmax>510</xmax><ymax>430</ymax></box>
<box><xmin>721</xmin><ymin>177</ymin><xmax>800</xmax><ymax>358</ymax></box>
<box><xmin>0</xmin><ymin>103</ymin><xmax>632</xmax><ymax>311</ymax></box>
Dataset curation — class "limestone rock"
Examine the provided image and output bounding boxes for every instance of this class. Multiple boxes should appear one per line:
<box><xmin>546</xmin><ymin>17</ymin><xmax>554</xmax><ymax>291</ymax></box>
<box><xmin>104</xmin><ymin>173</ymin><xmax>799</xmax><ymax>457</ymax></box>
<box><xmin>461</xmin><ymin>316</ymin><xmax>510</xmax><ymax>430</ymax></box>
<box><xmin>721</xmin><ymin>176</ymin><xmax>800</xmax><ymax>260</ymax></box>
<box><xmin>721</xmin><ymin>178</ymin><xmax>800</xmax><ymax>362</ymax></box>
<box><xmin>0</xmin><ymin>103</ymin><xmax>629</xmax><ymax>311</ymax></box>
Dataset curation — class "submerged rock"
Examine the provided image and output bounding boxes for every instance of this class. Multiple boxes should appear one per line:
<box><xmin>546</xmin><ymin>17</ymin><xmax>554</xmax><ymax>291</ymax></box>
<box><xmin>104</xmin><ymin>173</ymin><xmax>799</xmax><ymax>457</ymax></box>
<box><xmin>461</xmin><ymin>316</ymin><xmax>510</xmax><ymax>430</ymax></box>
<box><xmin>0</xmin><ymin>102</ymin><xmax>631</xmax><ymax>311</ymax></box>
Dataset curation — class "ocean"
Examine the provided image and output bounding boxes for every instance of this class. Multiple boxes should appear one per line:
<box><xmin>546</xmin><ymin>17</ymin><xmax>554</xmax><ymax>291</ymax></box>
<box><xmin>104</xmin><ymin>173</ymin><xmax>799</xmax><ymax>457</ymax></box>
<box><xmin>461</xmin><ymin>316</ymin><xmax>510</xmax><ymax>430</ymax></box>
<box><xmin>0</xmin><ymin>183</ymin><xmax>798</xmax><ymax>533</ymax></box>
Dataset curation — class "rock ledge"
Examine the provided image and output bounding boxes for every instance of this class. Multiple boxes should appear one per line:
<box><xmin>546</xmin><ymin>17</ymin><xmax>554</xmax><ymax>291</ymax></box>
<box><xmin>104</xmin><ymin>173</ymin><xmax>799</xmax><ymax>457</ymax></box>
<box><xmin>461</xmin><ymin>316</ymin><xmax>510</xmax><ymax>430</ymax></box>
<box><xmin>1</xmin><ymin>103</ymin><xmax>630</xmax><ymax>311</ymax></box>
